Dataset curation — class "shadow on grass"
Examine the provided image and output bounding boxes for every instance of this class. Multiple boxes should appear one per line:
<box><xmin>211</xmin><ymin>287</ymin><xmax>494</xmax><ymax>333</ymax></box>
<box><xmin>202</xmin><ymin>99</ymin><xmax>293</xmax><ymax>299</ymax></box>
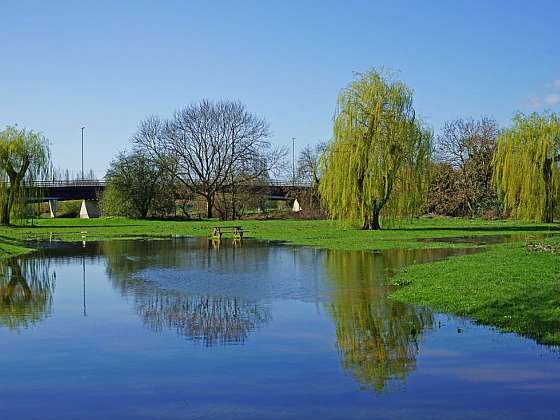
<box><xmin>0</xmin><ymin>234</ymin><xmax>30</xmax><ymax>245</ymax></box>
<box><xmin>395</xmin><ymin>225</ymin><xmax>560</xmax><ymax>233</ymax></box>
<box><xmin>10</xmin><ymin>224</ymin><xmax>143</xmax><ymax>229</ymax></box>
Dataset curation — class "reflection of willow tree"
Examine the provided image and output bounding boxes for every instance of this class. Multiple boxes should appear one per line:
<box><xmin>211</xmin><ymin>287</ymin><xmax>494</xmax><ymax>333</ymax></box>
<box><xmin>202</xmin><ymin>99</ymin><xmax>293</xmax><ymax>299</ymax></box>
<box><xmin>101</xmin><ymin>239</ymin><xmax>271</xmax><ymax>346</ymax></box>
<box><xmin>323</xmin><ymin>249</ymin><xmax>434</xmax><ymax>393</ymax></box>
<box><xmin>0</xmin><ymin>258</ymin><xmax>55</xmax><ymax>329</ymax></box>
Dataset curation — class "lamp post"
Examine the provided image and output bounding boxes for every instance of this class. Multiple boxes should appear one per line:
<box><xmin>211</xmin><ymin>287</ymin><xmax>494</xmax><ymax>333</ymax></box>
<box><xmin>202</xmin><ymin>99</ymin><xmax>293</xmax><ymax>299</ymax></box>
<box><xmin>292</xmin><ymin>137</ymin><xmax>295</xmax><ymax>186</ymax></box>
<box><xmin>81</xmin><ymin>126</ymin><xmax>85</xmax><ymax>180</ymax></box>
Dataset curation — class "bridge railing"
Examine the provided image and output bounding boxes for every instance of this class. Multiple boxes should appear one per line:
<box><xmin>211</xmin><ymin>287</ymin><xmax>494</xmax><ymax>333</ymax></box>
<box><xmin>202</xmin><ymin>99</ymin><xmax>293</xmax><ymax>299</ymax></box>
<box><xmin>32</xmin><ymin>180</ymin><xmax>107</xmax><ymax>188</ymax></box>
<box><xmin>31</xmin><ymin>178</ymin><xmax>310</xmax><ymax>188</ymax></box>
<box><xmin>267</xmin><ymin>179</ymin><xmax>312</xmax><ymax>187</ymax></box>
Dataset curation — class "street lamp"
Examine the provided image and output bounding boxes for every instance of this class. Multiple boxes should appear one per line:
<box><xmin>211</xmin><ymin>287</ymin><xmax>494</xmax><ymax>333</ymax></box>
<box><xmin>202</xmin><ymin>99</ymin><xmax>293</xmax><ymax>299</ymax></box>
<box><xmin>292</xmin><ymin>137</ymin><xmax>295</xmax><ymax>186</ymax></box>
<box><xmin>81</xmin><ymin>126</ymin><xmax>85</xmax><ymax>181</ymax></box>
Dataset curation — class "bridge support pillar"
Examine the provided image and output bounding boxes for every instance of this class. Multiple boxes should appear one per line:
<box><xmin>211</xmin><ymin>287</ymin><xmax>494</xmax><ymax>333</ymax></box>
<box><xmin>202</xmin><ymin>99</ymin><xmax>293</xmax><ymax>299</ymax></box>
<box><xmin>48</xmin><ymin>199</ymin><xmax>58</xmax><ymax>218</ymax></box>
<box><xmin>80</xmin><ymin>200</ymin><xmax>100</xmax><ymax>219</ymax></box>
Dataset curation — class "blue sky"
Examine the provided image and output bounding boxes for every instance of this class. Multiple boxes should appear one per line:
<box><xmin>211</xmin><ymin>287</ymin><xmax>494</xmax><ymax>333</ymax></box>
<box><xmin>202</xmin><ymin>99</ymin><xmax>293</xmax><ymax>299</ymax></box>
<box><xmin>1</xmin><ymin>0</ymin><xmax>559</xmax><ymax>177</ymax></box>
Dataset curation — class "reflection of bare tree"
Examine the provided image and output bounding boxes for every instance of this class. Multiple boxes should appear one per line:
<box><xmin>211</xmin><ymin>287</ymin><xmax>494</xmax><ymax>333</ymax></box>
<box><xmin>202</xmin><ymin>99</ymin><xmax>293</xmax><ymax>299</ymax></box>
<box><xmin>0</xmin><ymin>258</ymin><xmax>55</xmax><ymax>330</ymax></box>
<box><xmin>102</xmin><ymin>239</ymin><xmax>271</xmax><ymax>346</ymax></box>
<box><xmin>323</xmin><ymin>250</ymin><xmax>434</xmax><ymax>393</ymax></box>
<box><xmin>136</xmin><ymin>290</ymin><xmax>270</xmax><ymax>346</ymax></box>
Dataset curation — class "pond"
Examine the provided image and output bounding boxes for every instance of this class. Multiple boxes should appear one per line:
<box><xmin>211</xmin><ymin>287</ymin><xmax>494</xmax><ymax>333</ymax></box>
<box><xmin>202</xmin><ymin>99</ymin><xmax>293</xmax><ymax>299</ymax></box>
<box><xmin>0</xmin><ymin>238</ymin><xmax>558</xmax><ymax>419</ymax></box>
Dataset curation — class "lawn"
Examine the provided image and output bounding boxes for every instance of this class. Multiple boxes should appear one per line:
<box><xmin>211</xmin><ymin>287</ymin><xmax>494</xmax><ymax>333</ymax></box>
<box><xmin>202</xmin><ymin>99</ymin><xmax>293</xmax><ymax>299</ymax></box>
<box><xmin>0</xmin><ymin>216</ymin><xmax>559</xmax><ymax>345</ymax></box>
<box><xmin>391</xmin><ymin>236</ymin><xmax>560</xmax><ymax>345</ymax></box>
<box><xmin>0</xmin><ymin>216</ymin><xmax>557</xmax><ymax>252</ymax></box>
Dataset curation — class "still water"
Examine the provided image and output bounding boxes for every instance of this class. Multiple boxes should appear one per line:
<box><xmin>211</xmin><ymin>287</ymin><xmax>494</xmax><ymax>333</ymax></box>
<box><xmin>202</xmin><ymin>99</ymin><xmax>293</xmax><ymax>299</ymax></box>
<box><xmin>0</xmin><ymin>238</ymin><xmax>558</xmax><ymax>419</ymax></box>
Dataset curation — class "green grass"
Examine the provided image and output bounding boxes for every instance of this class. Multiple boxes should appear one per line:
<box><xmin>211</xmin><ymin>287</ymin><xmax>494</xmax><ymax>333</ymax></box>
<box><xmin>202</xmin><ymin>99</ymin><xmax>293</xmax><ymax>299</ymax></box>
<box><xmin>0</xmin><ymin>241</ymin><xmax>32</xmax><ymax>258</ymax></box>
<box><xmin>0</xmin><ymin>216</ymin><xmax>559</xmax><ymax>345</ymax></box>
<box><xmin>391</xmin><ymin>237</ymin><xmax>560</xmax><ymax>345</ymax></box>
<box><xmin>0</xmin><ymin>216</ymin><xmax>557</xmax><ymax>251</ymax></box>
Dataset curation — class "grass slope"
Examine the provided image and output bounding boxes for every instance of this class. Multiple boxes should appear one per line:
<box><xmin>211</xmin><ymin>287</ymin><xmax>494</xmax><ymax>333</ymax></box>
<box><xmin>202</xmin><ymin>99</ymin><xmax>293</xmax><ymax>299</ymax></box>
<box><xmin>391</xmin><ymin>237</ymin><xmax>560</xmax><ymax>345</ymax></box>
<box><xmin>0</xmin><ymin>216</ymin><xmax>557</xmax><ymax>251</ymax></box>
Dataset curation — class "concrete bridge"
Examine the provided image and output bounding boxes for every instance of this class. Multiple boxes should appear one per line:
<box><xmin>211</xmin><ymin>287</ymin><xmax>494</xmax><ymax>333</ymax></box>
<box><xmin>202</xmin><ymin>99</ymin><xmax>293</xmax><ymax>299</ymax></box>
<box><xmin>30</xmin><ymin>179</ymin><xmax>310</xmax><ymax>218</ymax></box>
<box><xmin>31</xmin><ymin>180</ymin><xmax>105</xmax><ymax>218</ymax></box>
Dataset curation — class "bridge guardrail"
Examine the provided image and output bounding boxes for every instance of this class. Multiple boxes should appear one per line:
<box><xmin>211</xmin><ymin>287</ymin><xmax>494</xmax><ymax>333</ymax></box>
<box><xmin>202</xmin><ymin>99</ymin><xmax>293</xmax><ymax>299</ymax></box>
<box><xmin>31</xmin><ymin>180</ymin><xmax>107</xmax><ymax>188</ymax></box>
<box><xmin>29</xmin><ymin>179</ymin><xmax>311</xmax><ymax>188</ymax></box>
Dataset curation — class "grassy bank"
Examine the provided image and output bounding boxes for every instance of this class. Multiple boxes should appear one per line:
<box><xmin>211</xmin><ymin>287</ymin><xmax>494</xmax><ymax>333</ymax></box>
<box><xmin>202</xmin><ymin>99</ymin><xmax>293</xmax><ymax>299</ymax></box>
<box><xmin>391</xmin><ymin>236</ymin><xmax>560</xmax><ymax>345</ymax></box>
<box><xmin>0</xmin><ymin>241</ymin><xmax>33</xmax><ymax>258</ymax></box>
<box><xmin>0</xmin><ymin>216</ymin><xmax>557</xmax><ymax>252</ymax></box>
<box><xmin>0</xmin><ymin>216</ymin><xmax>559</xmax><ymax>345</ymax></box>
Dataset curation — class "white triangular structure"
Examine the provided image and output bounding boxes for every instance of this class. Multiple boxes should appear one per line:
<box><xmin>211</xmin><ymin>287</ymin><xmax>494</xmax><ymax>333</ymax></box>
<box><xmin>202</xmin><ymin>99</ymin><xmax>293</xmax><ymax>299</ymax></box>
<box><xmin>292</xmin><ymin>198</ymin><xmax>301</xmax><ymax>212</ymax></box>
<box><xmin>80</xmin><ymin>200</ymin><xmax>100</xmax><ymax>218</ymax></box>
<box><xmin>48</xmin><ymin>199</ymin><xmax>58</xmax><ymax>218</ymax></box>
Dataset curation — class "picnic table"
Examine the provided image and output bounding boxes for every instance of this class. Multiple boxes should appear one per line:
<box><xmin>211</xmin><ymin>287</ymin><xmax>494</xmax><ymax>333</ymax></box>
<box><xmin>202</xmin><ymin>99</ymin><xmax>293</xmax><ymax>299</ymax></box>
<box><xmin>211</xmin><ymin>226</ymin><xmax>244</xmax><ymax>240</ymax></box>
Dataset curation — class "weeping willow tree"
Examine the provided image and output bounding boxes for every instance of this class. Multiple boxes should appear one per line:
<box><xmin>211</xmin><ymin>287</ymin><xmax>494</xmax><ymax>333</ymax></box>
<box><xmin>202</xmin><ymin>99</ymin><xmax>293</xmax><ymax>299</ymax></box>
<box><xmin>320</xmin><ymin>70</ymin><xmax>432</xmax><ymax>229</ymax></box>
<box><xmin>0</xmin><ymin>126</ymin><xmax>51</xmax><ymax>225</ymax></box>
<box><xmin>492</xmin><ymin>112</ymin><xmax>560</xmax><ymax>222</ymax></box>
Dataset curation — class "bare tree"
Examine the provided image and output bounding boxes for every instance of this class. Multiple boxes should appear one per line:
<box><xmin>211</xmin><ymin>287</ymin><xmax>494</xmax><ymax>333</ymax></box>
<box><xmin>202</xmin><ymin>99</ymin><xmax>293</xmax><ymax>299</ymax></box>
<box><xmin>435</xmin><ymin>117</ymin><xmax>499</xmax><ymax>216</ymax></box>
<box><xmin>133</xmin><ymin>100</ymin><xmax>284</xmax><ymax>218</ymax></box>
<box><xmin>215</xmin><ymin>165</ymin><xmax>270</xmax><ymax>220</ymax></box>
<box><xmin>296</xmin><ymin>142</ymin><xmax>326</xmax><ymax>186</ymax></box>
<box><xmin>295</xmin><ymin>142</ymin><xmax>326</xmax><ymax>211</ymax></box>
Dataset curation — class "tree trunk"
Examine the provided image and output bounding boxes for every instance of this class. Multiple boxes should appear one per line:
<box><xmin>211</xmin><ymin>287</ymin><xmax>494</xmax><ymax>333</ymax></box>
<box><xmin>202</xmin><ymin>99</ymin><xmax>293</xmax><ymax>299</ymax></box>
<box><xmin>543</xmin><ymin>188</ymin><xmax>554</xmax><ymax>223</ymax></box>
<box><xmin>231</xmin><ymin>193</ymin><xmax>237</xmax><ymax>220</ymax></box>
<box><xmin>206</xmin><ymin>194</ymin><xmax>214</xmax><ymax>219</ymax></box>
<box><xmin>0</xmin><ymin>201</ymin><xmax>9</xmax><ymax>225</ymax></box>
<box><xmin>362</xmin><ymin>176</ymin><xmax>392</xmax><ymax>230</ymax></box>
<box><xmin>362</xmin><ymin>213</ymin><xmax>369</xmax><ymax>230</ymax></box>
<box><xmin>371</xmin><ymin>207</ymin><xmax>382</xmax><ymax>230</ymax></box>
<box><xmin>542</xmin><ymin>159</ymin><xmax>554</xmax><ymax>223</ymax></box>
<box><xmin>362</xmin><ymin>206</ymin><xmax>382</xmax><ymax>230</ymax></box>
<box><xmin>0</xmin><ymin>187</ymin><xmax>14</xmax><ymax>225</ymax></box>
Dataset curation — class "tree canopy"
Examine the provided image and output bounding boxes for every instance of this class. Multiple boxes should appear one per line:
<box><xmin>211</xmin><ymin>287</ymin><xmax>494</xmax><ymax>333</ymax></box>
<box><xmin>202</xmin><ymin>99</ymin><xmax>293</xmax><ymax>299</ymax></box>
<box><xmin>133</xmin><ymin>100</ymin><xmax>284</xmax><ymax>218</ymax></box>
<box><xmin>433</xmin><ymin>117</ymin><xmax>499</xmax><ymax>216</ymax></box>
<box><xmin>102</xmin><ymin>151</ymin><xmax>174</xmax><ymax>218</ymax></box>
<box><xmin>0</xmin><ymin>126</ymin><xmax>51</xmax><ymax>225</ymax></box>
<box><xmin>319</xmin><ymin>70</ymin><xmax>432</xmax><ymax>229</ymax></box>
<box><xmin>492</xmin><ymin>112</ymin><xmax>560</xmax><ymax>222</ymax></box>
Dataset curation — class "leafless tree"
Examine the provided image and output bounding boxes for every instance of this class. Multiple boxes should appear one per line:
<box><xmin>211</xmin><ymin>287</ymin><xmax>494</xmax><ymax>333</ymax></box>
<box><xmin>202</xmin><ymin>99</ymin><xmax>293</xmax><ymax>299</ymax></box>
<box><xmin>296</xmin><ymin>142</ymin><xmax>327</xmax><ymax>186</ymax></box>
<box><xmin>435</xmin><ymin>117</ymin><xmax>499</xmax><ymax>215</ymax></box>
<box><xmin>295</xmin><ymin>141</ymin><xmax>327</xmax><ymax>212</ymax></box>
<box><xmin>133</xmin><ymin>100</ymin><xmax>285</xmax><ymax>218</ymax></box>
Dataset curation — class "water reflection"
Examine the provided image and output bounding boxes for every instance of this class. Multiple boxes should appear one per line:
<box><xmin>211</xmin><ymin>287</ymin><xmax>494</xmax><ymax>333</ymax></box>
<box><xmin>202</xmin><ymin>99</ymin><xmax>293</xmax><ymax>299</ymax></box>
<box><xmin>2</xmin><ymin>239</ymin><xmax>476</xmax><ymax>390</ymax></box>
<box><xmin>0</xmin><ymin>239</ymin><xmax>558</xmax><ymax>418</ymax></box>
<box><xmin>323</xmin><ymin>249</ymin><xmax>435</xmax><ymax>393</ymax></box>
<box><xmin>101</xmin><ymin>239</ymin><xmax>272</xmax><ymax>346</ymax></box>
<box><xmin>0</xmin><ymin>258</ymin><xmax>55</xmax><ymax>330</ymax></box>
<box><xmin>135</xmin><ymin>290</ymin><xmax>270</xmax><ymax>346</ymax></box>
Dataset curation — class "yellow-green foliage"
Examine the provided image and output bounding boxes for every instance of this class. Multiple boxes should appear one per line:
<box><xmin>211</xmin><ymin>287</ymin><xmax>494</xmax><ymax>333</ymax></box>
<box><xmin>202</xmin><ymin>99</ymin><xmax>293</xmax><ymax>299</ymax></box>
<box><xmin>0</xmin><ymin>126</ymin><xmax>51</xmax><ymax>224</ymax></box>
<box><xmin>0</xmin><ymin>258</ymin><xmax>54</xmax><ymax>330</ymax></box>
<box><xmin>492</xmin><ymin>113</ymin><xmax>560</xmax><ymax>222</ymax></box>
<box><xmin>319</xmin><ymin>70</ymin><xmax>432</xmax><ymax>229</ymax></box>
<box><xmin>323</xmin><ymin>249</ymin><xmax>433</xmax><ymax>392</ymax></box>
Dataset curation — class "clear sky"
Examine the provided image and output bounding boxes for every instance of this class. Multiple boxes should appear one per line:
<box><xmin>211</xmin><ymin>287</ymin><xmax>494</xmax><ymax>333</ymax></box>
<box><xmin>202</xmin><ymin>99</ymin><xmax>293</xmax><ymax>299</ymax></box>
<box><xmin>1</xmin><ymin>0</ymin><xmax>559</xmax><ymax>177</ymax></box>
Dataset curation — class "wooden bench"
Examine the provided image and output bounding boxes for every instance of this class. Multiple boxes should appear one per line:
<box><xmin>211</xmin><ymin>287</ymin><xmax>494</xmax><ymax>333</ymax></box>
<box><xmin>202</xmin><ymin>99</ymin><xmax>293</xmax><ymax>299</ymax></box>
<box><xmin>211</xmin><ymin>226</ymin><xmax>244</xmax><ymax>240</ymax></box>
